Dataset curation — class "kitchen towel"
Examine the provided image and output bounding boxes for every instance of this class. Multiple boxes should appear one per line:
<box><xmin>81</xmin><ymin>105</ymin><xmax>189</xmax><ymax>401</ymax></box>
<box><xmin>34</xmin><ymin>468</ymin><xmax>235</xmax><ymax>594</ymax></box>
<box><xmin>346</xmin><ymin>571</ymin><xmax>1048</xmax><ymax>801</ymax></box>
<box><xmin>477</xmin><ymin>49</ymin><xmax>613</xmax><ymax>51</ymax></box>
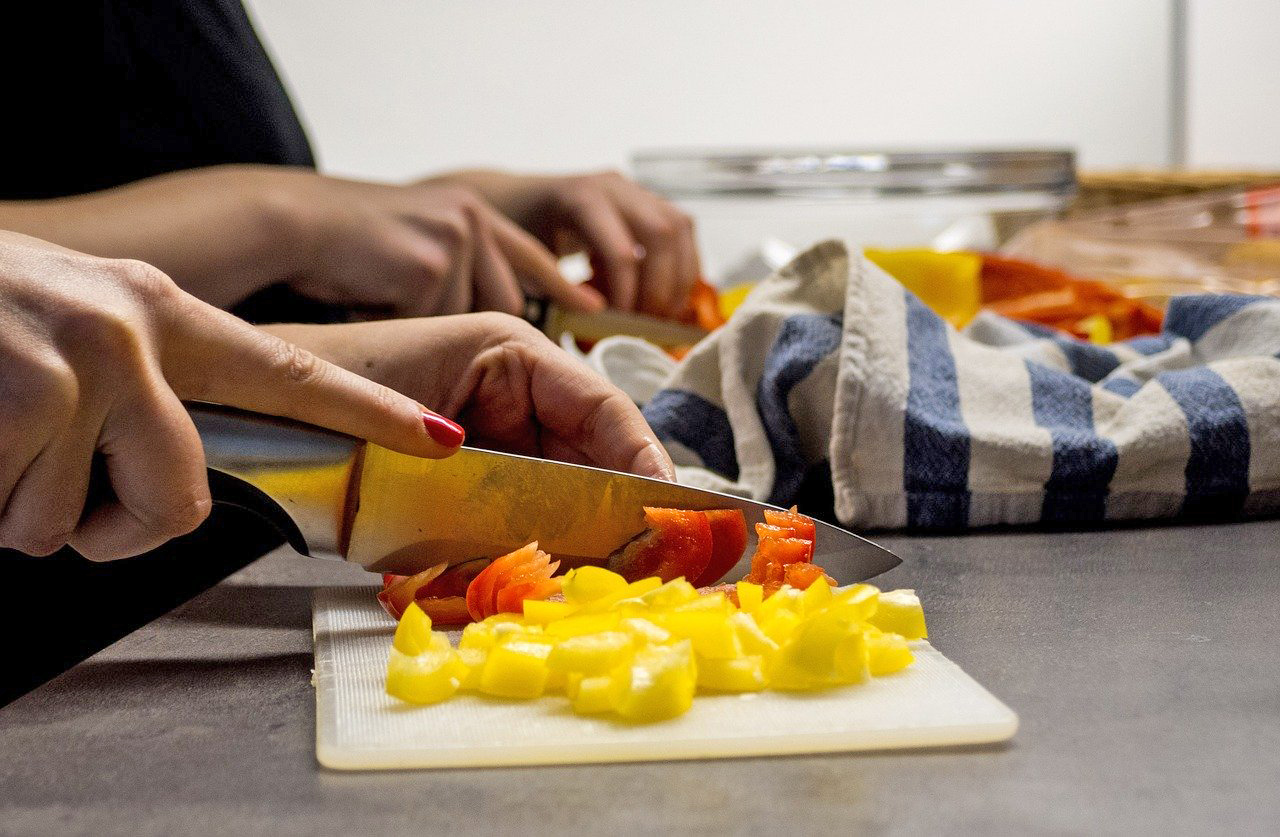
<box><xmin>642</xmin><ymin>240</ymin><xmax>1280</xmax><ymax>530</ymax></box>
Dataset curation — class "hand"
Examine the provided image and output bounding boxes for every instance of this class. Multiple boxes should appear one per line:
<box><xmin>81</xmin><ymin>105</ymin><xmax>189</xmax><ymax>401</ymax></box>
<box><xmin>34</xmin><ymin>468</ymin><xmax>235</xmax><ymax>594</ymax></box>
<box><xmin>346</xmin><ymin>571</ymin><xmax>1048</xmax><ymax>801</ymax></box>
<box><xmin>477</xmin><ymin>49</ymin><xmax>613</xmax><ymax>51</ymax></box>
<box><xmin>433</xmin><ymin>170</ymin><xmax>702</xmax><ymax>318</ymax></box>
<box><xmin>0</xmin><ymin>232</ymin><xmax>462</xmax><ymax>561</ymax></box>
<box><xmin>266</xmin><ymin>314</ymin><xmax>676</xmax><ymax>480</ymax></box>
<box><xmin>0</xmin><ymin>166</ymin><xmax>605</xmax><ymax>318</ymax></box>
<box><xmin>286</xmin><ymin>174</ymin><xmax>606</xmax><ymax>317</ymax></box>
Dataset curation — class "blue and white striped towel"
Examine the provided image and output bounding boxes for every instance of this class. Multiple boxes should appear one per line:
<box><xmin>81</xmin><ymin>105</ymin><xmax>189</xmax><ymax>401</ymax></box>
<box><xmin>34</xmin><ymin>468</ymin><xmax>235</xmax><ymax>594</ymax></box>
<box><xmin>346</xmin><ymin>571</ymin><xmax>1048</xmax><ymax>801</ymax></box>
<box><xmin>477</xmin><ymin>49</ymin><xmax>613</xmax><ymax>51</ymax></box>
<box><xmin>642</xmin><ymin>240</ymin><xmax>1280</xmax><ymax>530</ymax></box>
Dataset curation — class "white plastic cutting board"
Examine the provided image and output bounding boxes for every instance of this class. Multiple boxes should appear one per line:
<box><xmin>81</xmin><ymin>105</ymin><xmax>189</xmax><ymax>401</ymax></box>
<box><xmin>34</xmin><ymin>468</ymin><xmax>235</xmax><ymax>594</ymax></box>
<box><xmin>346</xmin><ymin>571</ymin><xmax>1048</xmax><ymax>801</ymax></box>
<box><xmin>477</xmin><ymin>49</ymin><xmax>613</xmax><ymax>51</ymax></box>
<box><xmin>313</xmin><ymin>587</ymin><xmax>1017</xmax><ymax>770</ymax></box>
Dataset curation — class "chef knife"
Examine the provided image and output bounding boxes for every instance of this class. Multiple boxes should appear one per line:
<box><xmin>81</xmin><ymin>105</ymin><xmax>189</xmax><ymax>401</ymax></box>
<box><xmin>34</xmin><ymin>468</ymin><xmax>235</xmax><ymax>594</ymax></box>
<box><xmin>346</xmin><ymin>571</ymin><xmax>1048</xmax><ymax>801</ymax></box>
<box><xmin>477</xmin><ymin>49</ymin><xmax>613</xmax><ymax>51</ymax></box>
<box><xmin>191</xmin><ymin>403</ymin><xmax>901</xmax><ymax>583</ymax></box>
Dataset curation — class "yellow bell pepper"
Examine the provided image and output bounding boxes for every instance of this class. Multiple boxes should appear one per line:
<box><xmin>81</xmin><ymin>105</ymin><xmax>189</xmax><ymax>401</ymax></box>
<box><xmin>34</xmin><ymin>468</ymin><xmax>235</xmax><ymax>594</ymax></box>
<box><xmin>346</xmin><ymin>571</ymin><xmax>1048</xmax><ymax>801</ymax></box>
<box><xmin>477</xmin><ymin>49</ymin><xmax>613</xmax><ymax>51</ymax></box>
<box><xmin>697</xmin><ymin>656</ymin><xmax>766</xmax><ymax>692</ymax></box>
<box><xmin>385</xmin><ymin>648</ymin><xmax>465</xmax><ymax>705</ymax></box>
<box><xmin>864</xmin><ymin>626</ymin><xmax>915</xmax><ymax>676</ymax></box>
<box><xmin>560</xmin><ymin>566</ymin><xmax>629</xmax><ymax>605</ymax></box>
<box><xmin>546</xmin><ymin>631</ymin><xmax>634</xmax><ymax>675</ymax></box>
<box><xmin>610</xmin><ymin>641</ymin><xmax>696</xmax><ymax>722</ymax></box>
<box><xmin>523</xmin><ymin>598</ymin><xmax>578</xmax><ymax>625</ymax></box>
<box><xmin>479</xmin><ymin>640</ymin><xmax>553</xmax><ymax>699</ymax></box>
<box><xmin>571</xmin><ymin>675</ymin><xmax>615</xmax><ymax>714</ymax></box>
<box><xmin>867</xmin><ymin>589</ymin><xmax>928</xmax><ymax>640</ymax></box>
<box><xmin>735</xmin><ymin>581</ymin><xmax>764</xmax><ymax>613</ymax></box>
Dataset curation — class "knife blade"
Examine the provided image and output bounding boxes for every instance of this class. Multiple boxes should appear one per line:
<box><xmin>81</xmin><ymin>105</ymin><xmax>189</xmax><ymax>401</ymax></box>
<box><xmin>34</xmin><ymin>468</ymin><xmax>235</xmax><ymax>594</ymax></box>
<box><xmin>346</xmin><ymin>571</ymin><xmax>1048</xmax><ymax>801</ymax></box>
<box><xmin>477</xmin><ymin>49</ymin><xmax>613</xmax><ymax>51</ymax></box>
<box><xmin>192</xmin><ymin>404</ymin><xmax>901</xmax><ymax>584</ymax></box>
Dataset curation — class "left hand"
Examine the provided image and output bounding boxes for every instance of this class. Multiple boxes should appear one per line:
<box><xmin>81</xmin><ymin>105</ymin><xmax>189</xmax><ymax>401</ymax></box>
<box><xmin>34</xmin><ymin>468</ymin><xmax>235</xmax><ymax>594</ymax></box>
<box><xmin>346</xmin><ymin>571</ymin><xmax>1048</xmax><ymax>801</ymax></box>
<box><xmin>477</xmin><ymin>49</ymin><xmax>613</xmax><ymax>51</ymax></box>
<box><xmin>431</xmin><ymin>170</ymin><xmax>702</xmax><ymax>319</ymax></box>
<box><xmin>265</xmin><ymin>313</ymin><xmax>676</xmax><ymax>480</ymax></box>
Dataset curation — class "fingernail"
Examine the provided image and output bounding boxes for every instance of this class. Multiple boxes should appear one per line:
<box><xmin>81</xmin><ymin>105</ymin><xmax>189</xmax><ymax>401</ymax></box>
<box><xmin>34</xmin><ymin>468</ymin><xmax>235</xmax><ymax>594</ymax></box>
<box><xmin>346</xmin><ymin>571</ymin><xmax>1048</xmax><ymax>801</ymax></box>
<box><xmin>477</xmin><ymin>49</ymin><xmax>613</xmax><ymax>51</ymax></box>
<box><xmin>422</xmin><ymin>412</ymin><xmax>465</xmax><ymax>447</ymax></box>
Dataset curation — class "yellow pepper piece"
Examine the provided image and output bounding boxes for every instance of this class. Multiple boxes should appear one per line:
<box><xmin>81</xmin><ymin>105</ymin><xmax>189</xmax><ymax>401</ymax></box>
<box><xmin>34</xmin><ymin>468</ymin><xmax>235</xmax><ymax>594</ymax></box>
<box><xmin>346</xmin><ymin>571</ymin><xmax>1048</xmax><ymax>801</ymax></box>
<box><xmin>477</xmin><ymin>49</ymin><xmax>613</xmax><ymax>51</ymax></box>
<box><xmin>456</xmin><ymin>647</ymin><xmax>487</xmax><ymax>691</ymax></box>
<box><xmin>757</xmin><ymin>586</ymin><xmax>804</xmax><ymax>622</ymax></box>
<box><xmin>769</xmin><ymin>611</ymin><xmax>864</xmax><ymax>690</ymax></box>
<box><xmin>1080</xmin><ymin>313</ymin><xmax>1113</xmax><ymax>345</ymax></box>
<box><xmin>479</xmin><ymin>640</ymin><xmax>553</xmax><ymax>699</ymax></box>
<box><xmin>735</xmin><ymin>581</ymin><xmax>764</xmax><ymax>613</ymax></box>
<box><xmin>729</xmin><ymin>612</ymin><xmax>778</xmax><ymax>658</ymax></box>
<box><xmin>864</xmin><ymin>248</ymin><xmax>982</xmax><ymax>328</ymax></box>
<box><xmin>385</xmin><ymin>647</ymin><xmax>465</xmax><ymax>705</ymax></box>
<box><xmin>561</xmin><ymin>566</ymin><xmax>629</xmax><ymax>604</ymax></box>
<box><xmin>457</xmin><ymin>615</ymin><xmax>525</xmax><ymax>651</ymax></box>
<box><xmin>544</xmin><ymin>611</ymin><xmax>621</xmax><ymax>639</ymax></box>
<box><xmin>639</xmin><ymin>578</ymin><xmax>700</xmax><ymax>609</ymax></box>
<box><xmin>697</xmin><ymin>656</ymin><xmax>766</xmax><ymax>692</ymax></box>
<box><xmin>572</xmin><ymin>675</ymin><xmax>615</xmax><ymax>714</ymax></box>
<box><xmin>392</xmin><ymin>602</ymin><xmax>439</xmax><ymax>655</ymax></box>
<box><xmin>868</xmin><ymin>589</ymin><xmax>927</xmax><ymax>640</ymax></box>
<box><xmin>546</xmin><ymin>631</ymin><xmax>634</xmax><ymax>675</ymax></box>
<box><xmin>828</xmin><ymin>584</ymin><xmax>880</xmax><ymax>623</ymax></box>
<box><xmin>577</xmin><ymin>576</ymin><xmax>663</xmax><ymax>614</ymax></box>
<box><xmin>864</xmin><ymin>627</ymin><xmax>915</xmax><ymax>676</ymax></box>
<box><xmin>658</xmin><ymin>610</ymin><xmax>743</xmax><ymax>660</ymax></box>
<box><xmin>800</xmin><ymin>576</ymin><xmax>833</xmax><ymax>613</ymax></box>
<box><xmin>758</xmin><ymin>609</ymin><xmax>802</xmax><ymax>645</ymax></box>
<box><xmin>619</xmin><ymin>617</ymin><xmax>672</xmax><ymax>646</ymax></box>
<box><xmin>610</xmin><ymin>640</ymin><xmax>696</xmax><ymax>722</ymax></box>
<box><xmin>523</xmin><ymin>599</ymin><xmax>578</xmax><ymax>625</ymax></box>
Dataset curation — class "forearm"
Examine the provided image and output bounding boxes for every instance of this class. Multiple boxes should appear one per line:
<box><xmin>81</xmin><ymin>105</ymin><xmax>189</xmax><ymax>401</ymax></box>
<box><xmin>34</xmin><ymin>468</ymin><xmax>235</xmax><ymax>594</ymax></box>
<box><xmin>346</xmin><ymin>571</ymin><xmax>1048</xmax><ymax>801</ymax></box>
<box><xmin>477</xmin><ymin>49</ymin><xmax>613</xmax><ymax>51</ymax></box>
<box><xmin>0</xmin><ymin>165</ymin><xmax>314</xmax><ymax>308</ymax></box>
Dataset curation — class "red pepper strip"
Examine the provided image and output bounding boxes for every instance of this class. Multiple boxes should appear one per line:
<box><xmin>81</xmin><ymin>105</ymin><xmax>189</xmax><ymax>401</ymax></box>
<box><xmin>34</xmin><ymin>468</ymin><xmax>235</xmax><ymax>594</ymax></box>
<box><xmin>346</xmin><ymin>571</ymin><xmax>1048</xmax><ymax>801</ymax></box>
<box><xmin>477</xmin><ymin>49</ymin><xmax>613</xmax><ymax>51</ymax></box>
<box><xmin>691</xmin><ymin>509</ymin><xmax>748</xmax><ymax>587</ymax></box>
<box><xmin>495</xmin><ymin>577</ymin><xmax>563</xmax><ymax>614</ymax></box>
<box><xmin>415</xmin><ymin>595</ymin><xmax>474</xmax><ymax>626</ymax></box>
<box><xmin>607</xmin><ymin>507</ymin><xmax>714</xmax><ymax>584</ymax></box>
<box><xmin>784</xmin><ymin>562</ymin><xmax>833</xmax><ymax>590</ymax></box>
<box><xmin>466</xmin><ymin>542</ymin><xmax>541</xmax><ymax>622</ymax></box>
<box><xmin>376</xmin><ymin>563</ymin><xmax>447</xmax><ymax>619</ymax></box>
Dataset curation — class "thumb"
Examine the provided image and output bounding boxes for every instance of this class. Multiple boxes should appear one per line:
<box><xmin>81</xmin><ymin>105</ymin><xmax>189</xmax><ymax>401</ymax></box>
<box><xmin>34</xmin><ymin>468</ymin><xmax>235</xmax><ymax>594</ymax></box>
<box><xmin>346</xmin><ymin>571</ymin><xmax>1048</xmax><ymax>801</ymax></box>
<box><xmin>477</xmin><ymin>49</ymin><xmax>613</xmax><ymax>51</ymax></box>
<box><xmin>165</xmin><ymin>303</ymin><xmax>464</xmax><ymax>457</ymax></box>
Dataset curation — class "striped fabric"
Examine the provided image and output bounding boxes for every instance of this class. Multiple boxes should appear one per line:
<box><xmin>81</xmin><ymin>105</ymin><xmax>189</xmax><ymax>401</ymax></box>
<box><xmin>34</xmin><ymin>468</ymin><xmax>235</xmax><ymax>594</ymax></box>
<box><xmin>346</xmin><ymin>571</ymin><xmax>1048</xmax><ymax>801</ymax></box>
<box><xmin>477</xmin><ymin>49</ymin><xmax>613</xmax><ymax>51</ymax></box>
<box><xmin>642</xmin><ymin>240</ymin><xmax>1280</xmax><ymax>530</ymax></box>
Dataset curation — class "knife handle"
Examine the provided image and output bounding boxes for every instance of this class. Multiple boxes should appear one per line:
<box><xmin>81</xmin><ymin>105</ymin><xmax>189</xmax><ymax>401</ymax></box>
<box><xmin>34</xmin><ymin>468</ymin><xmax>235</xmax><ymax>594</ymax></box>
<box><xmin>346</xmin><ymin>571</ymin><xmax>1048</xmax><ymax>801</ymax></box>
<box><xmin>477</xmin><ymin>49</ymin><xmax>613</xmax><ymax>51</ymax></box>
<box><xmin>188</xmin><ymin>403</ymin><xmax>363</xmax><ymax>560</ymax></box>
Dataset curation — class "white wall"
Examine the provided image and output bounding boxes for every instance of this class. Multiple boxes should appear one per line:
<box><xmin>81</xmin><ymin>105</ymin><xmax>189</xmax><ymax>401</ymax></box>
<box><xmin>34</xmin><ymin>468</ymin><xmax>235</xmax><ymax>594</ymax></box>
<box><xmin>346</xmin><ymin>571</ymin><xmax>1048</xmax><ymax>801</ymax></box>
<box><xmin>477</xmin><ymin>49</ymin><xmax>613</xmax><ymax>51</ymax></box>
<box><xmin>1185</xmin><ymin>0</ymin><xmax>1280</xmax><ymax>168</ymax></box>
<box><xmin>244</xmin><ymin>0</ymin><xmax>1175</xmax><ymax>181</ymax></box>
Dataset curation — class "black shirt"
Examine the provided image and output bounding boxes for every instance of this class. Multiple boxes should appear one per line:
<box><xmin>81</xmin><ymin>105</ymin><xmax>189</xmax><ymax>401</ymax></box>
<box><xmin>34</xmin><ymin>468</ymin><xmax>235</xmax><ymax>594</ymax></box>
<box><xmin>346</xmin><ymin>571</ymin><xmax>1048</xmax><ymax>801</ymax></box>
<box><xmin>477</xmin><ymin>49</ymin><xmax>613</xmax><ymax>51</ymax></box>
<box><xmin>1</xmin><ymin>0</ymin><xmax>321</xmax><ymax>706</ymax></box>
<box><xmin>2</xmin><ymin>0</ymin><xmax>314</xmax><ymax>200</ymax></box>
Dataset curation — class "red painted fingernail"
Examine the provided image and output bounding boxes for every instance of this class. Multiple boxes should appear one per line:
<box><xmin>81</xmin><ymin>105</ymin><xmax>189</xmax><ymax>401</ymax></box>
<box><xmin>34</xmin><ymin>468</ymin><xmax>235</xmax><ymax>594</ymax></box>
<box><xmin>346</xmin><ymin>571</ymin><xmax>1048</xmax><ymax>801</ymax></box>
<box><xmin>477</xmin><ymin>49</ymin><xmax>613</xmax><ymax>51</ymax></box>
<box><xmin>422</xmin><ymin>412</ymin><xmax>465</xmax><ymax>447</ymax></box>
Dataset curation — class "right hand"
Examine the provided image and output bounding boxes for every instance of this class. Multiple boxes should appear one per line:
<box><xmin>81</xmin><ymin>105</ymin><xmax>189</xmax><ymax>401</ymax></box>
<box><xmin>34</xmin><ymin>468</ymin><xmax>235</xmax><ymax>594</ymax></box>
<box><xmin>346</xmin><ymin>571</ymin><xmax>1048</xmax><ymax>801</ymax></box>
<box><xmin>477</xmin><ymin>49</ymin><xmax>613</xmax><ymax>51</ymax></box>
<box><xmin>283</xmin><ymin>173</ymin><xmax>606</xmax><ymax>318</ymax></box>
<box><xmin>0</xmin><ymin>232</ymin><xmax>463</xmax><ymax>561</ymax></box>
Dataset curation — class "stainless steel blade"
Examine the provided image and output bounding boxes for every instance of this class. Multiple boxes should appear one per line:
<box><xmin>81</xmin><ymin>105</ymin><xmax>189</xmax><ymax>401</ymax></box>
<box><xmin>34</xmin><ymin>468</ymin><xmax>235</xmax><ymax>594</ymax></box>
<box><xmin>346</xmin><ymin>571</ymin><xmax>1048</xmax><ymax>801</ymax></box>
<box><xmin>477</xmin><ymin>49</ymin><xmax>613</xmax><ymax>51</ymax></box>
<box><xmin>346</xmin><ymin>444</ymin><xmax>901</xmax><ymax>583</ymax></box>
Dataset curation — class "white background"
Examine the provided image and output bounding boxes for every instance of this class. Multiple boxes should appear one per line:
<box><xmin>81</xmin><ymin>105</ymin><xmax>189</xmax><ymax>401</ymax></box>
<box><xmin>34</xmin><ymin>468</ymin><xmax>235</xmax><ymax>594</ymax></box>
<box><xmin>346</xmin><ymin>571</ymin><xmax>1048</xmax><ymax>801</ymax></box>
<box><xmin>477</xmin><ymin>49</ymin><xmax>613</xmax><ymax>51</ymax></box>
<box><xmin>242</xmin><ymin>0</ymin><xmax>1277</xmax><ymax>181</ymax></box>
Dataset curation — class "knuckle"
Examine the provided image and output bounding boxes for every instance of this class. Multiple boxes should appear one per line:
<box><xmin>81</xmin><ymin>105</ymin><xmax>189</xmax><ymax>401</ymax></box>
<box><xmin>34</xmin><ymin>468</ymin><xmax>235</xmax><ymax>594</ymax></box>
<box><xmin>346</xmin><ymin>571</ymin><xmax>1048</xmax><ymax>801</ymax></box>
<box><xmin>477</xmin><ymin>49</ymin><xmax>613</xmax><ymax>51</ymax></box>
<box><xmin>57</xmin><ymin>303</ymin><xmax>147</xmax><ymax>366</ymax></box>
<box><xmin>148</xmin><ymin>492</ymin><xmax>214</xmax><ymax>539</ymax></box>
<box><xmin>269</xmin><ymin>341</ymin><xmax>325</xmax><ymax>387</ymax></box>
<box><xmin>0</xmin><ymin>521</ymin><xmax>73</xmax><ymax>557</ymax></box>
<box><xmin>110</xmin><ymin>258</ymin><xmax>178</xmax><ymax>301</ymax></box>
<box><xmin>415</xmin><ymin>247</ymin><xmax>451</xmax><ymax>282</ymax></box>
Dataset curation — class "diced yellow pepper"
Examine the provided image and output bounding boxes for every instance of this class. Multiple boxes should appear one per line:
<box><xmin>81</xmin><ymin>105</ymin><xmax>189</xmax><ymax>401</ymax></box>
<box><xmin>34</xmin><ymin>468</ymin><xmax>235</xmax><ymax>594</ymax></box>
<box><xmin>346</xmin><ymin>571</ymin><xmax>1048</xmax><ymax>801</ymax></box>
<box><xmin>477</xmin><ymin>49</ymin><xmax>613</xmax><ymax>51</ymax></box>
<box><xmin>457</xmin><ymin>615</ymin><xmax>524</xmax><ymax>651</ymax></box>
<box><xmin>769</xmin><ymin>611</ymin><xmax>864</xmax><ymax>690</ymax></box>
<box><xmin>523</xmin><ymin>598</ymin><xmax>578</xmax><ymax>625</ymax></box>
<box><xmin>479</xmin><ymin>640</ymin><xmax>553</xmax><ymax>699</ymax></box>
<box><xmin>572</xmin><ymin>675</ymin><xmax>615</xmax><ymax>714</ymax></box>
<box><xmin>864</xmin><ymin>626</ymin><xmax>914</xmax><ymax>676</ymax></box>
<box><xmin>544</xmin><ymin>611</ymin><xmax>621</xmax><ymax>639</ymax></box>
<box><xmin>697</xmin><ymin>656</ymin><xmax>766</xmax><ymax>692</ymax></box>
<box><xmin>758</xmin><ymin>609</ymin><xmax>802</xmax><ymax>645</ymax></box>
<box><xmin>385</xmin><ymin>648</ymin><xmax>465</xmax><ymax>705</ymax></box>
<box><xmin>673</xmin><ymin>591</ymin><xmax>732</xmax><ymax>614</ymax></box>
<box><xmin>828</xmin><ymin>584</ymin><xmax>880</xmax><ymax>623</ymax></box>
<box><xmin>833</xmin><ymin>628</ymin><xmax>869</xmax><ymax>684</ymax></box>
<box><xmin>868</xmin><ymin>589</ymin><xmax>927</xmax><ymax>640</ymax></box>
<box><xmin>610</xmin><ymin>640</ymin><xmax>696</xmax><ymax>722</ymax></box>
<box><xmin>657</xmin><ymin>610</ymin><xmax>743</xmax><ymax>660</ymax></box>
<box><xmin>800</xmin><ymin>577</ymin><xmax>833</xmax><ymax>613</ymax></box>
<box><xmin>456</xmin><ymin>646</ymin><xmax>487</xmax><ymax>691</ymax></box>
<box><xmin>757</xmin><ymin>586</ymin><xmax>804</xmax><ymax>622</ymax></box>
<box><xmin>639</xmin><ymin>578</ymin><xmax>700</xmax><ymax>609</ymax></box>
<box><xmin>619</xmin><ymin>617</ymin><xmax>672</xmax><ymax>646</ymax></box>
<box><xmin>546</xmin><ymin>631</ymin><xmax>634</xmax><ymax>675</ymax></box>
<box><xmin>729</xmin><ymin>612</ymin><xmax>778</xmax><ymax>658</ymax></box>
<box><xmin>735</xmin><ymin>581</ymin><xmax>764</xmax><ymax>613</ymax></box>
<box><xmin>578</xmin><ymin>577</ymin><xmax>663</xmax><ymax>614</ymax></box>
<box><xmin>392</xmin><ymin>603</ymin><xmax>449</xmax><ymax>656</ymax></box>
<box><xmin>561</xmin><ymin>566</ymin><xmax>629</xmax><ymax>605</ymax></box>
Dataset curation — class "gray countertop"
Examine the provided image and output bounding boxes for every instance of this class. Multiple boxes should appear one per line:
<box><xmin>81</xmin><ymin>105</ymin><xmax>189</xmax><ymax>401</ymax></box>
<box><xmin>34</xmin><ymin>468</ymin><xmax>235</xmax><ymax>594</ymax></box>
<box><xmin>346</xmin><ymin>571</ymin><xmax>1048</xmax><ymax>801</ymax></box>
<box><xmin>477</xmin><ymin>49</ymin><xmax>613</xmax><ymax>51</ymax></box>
<box><xmin>2</xmin><ymin>520</ymin><xmax>1278</xmax><ymax>836</ymax></box>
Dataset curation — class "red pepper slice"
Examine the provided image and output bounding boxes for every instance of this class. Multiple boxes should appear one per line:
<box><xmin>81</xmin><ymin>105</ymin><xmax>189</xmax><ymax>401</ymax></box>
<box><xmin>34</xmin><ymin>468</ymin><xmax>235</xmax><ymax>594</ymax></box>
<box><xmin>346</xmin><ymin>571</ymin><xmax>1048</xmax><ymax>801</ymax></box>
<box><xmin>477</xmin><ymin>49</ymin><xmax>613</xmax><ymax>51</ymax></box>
<box><xmin>690</xmin><ymin>509</ymin><xmax>748</xmax><ymax>587</ymax></box>
<box><xmin>783</xmin><ymin>562</ymin><xmax>832</xmax><ymax>590</ymax></box>
<box><xmin>607</xmin><ymin>507</ymin><xmax>713</xmax><ymax>584</ymax></box>
<box><xmin>415</xmin><ymin>595</ymin><xmax>474</xmax><ymax>626</ymax></box>
<box><xmin>376</xmin><ymin>563</ymin><xmax>447</xmax><ymax>620</ymax></box>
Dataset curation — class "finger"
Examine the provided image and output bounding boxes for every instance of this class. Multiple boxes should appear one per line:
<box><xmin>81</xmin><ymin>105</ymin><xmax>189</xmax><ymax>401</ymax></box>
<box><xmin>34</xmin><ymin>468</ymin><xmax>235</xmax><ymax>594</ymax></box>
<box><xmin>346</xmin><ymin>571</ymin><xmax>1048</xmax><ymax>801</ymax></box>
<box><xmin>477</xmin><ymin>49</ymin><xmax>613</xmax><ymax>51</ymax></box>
<box><xmin>391</xmin><ymin>228</ymin><xmax>470</xmax><ymax>318</ymax></box>
<box><xmin>489</xmin><ymin>211</ymin><xmax>605</xmax><ymax>313</ymax></box>
<box><xmin>612</xmin><ymin>196</ymin><xmax>682</xmax><ymax>317</ymax></box>
<box><xmin>671</xmin><ymin>211</ymin><xmax>702</xmax><ymax>316</ymax></box>
<box><xmin>0</xmin><ymin>425</ymin><xmax>96</xmax><ymax>556</ymax></box>
<box><xmin>165</xmin><ymin>302</ymin><xmax>466</xmax><ymax>458</ymax></box>
<box><xmin>560</xmin><ymin>193</ymin><xmax>640</xmax><ymax>311</ymax></box>
<box><xmin>468</xmin><ymin>211</ymin><xmax>525</xmax><ymax>316</ymax></box>
<box><xmin>69</xmin><ymin>387</ymin><xmax>212</xmax><ymax>561</ymax></box>
<box><xmin>541</xmin><ymin>386</ymin><xmax>676</xmax><ymax>481</ymax></box>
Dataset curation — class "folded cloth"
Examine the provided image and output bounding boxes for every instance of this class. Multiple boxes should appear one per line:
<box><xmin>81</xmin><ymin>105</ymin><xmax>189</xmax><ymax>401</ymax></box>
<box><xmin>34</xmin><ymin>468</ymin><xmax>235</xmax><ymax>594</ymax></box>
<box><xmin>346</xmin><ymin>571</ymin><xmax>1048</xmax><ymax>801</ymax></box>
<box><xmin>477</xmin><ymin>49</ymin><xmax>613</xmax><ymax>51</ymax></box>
<box><xmin>642</xmin><ymin>240</ymin><xmax>1280</xmax><ymax>530</ymax></box>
